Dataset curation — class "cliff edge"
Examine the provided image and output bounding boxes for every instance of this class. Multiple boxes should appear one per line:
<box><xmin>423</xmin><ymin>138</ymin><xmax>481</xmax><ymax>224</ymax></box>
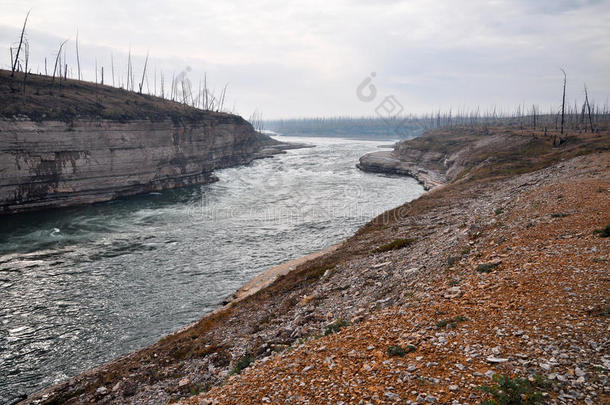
<box><xmin>0</xmin><ymin>70</ymin><xmax>295</xmax><ymax>214</ymax></box>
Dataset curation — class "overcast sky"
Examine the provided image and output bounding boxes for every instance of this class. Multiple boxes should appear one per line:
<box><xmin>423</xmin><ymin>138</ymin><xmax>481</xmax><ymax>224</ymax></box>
<box><xmin>1</xmin><ymin>0</ymin><xmax>609</xmax><ymax>119</ymax></box>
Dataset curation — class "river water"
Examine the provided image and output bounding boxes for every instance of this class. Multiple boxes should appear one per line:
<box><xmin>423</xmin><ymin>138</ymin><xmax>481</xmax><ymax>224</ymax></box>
<box><xmin>0</xmin><ymin>136</ymin><xmax>423</xmax><ymax>402</ymax></box>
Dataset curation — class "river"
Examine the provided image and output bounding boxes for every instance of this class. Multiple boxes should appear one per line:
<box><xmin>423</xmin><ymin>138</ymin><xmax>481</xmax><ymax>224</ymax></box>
<box><xmin>0</xmin><ymin>136</ymin><xmax>424</xmax><ymax>402</ymax></box>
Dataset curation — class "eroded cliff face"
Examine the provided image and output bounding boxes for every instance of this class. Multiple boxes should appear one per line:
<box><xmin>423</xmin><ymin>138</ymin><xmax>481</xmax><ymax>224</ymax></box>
<box><xmin>0</xmin><ymin>115</ymin><xmax>275</xmax><ymax>214</ymax></box>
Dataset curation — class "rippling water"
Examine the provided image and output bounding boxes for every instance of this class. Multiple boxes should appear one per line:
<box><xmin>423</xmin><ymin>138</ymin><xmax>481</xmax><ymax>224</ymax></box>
<box><xmin>0</xmin><ymin>136</ymin><xmax>423</xmax><ymax>402</ymax></box>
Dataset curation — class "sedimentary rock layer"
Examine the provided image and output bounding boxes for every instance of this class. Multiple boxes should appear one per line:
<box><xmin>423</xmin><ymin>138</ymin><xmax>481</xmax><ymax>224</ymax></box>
<box><xmin>0</xmin><ymin>116</ymin><xmax>280</xmax><ymax>214</ymax></box>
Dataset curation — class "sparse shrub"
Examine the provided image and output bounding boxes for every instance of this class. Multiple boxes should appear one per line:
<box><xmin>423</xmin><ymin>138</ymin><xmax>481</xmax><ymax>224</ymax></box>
<box><xmin>436</xmin><ymin>315</ymin><xmax>468</xmax><ymax>329</ymax></box>
<box><xmin>478</xmin><ymin>374</ymin><xmax>546</xmax><ymax>405</ymax></box>
<box><xmin>449</xmin><ymin>279</ymin><xmax>461</xmax><ymax>287</ymax></box>
<box><xmin>494</xmin><ymin>208</ymin><xmax>504</xmax><ymax>215</ymax></box>
<box><xmin>387</xmin><ymin>345</ymin><xmax>416</xmax><ymax>357</ymax></box>
<box><xmin>373</xmin><ymin>238</ymin><xmax>417</xmax><ymax>253</ymax></box>
<box><xmin>447</xmin><ymin>256</ymin><xmax>460</xmax><ymax>267</ymax></box>
<box><xmin>593</xmin><ymin>223</ymin><xmax>610</xmax><ymax>237</ymax></box>
<box><xmin>232</xmin><ymin>355</ymin><xmax>253</xmax><ymax>375</ymax></box>
<box><xmin>324</xmin><ymin>319</ymin><xmax>350</xmax><ymax>336</ymax></box>
<box><xmin>477</xmin><ymin>262</ymin><xmax>500</xmax><ymax>273</ymax></box>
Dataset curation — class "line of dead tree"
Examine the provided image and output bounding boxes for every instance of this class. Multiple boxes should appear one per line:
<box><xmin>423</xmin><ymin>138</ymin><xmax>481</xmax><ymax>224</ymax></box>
<box><xmin>7</xmin><ymin>11</ymin><xmax>231</xmax><ymax>113</ymax></box>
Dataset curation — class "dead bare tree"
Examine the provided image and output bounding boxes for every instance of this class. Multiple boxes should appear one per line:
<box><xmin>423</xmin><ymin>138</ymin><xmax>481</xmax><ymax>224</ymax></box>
<box><xmin>584</xmin><ymin>85</ymin><xmax>594</xmax><ymax>132</ymax></box>
<box><xmin>22</xmin><ymin>40</ymin><xmax>29</xmax><ymax>94</ymax></box>
<box><xmin>11</xmin><ymin>10</ymin><xmax>30</xmax><ymax>77</ymax></box>
<box><xmin>111</xmin><ymin>53</ymin><xmax>115</xmax><ymax>87</ymax></box>
<box><xmin>52</xmin><ymin>40</ymin><xmax>68</xmax><ymax>82</ymax></box>
<box><xmin>75</xmin><ymin>30</ymin><xmax>81</xmax><ymax>80</ymax></box>
<box><xmin>218</xmin><ymin>83</ymin><xmax>228</xmax><ymax>112</ymax></box>
<box><xmin>560</xmin><ymin>68</ymin><xmax>567</xmax><ymax>134</ymax></box>
<box><xmin>138</xmin><ymin>51</ymin><xmax>149</xmax><ymax>94</ymax></box>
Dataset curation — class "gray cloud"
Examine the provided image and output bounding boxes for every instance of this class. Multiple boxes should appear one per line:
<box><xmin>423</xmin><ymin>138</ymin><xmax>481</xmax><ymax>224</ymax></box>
<box><xmin>0</xmin><ymin>0</ymin><xmax>608</xmax><ymax>118</ymax></box>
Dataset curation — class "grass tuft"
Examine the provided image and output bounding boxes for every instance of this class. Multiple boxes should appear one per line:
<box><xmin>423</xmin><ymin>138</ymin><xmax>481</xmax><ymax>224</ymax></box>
<box><xmin>387</xmin><ymin>345</ymin><xmax>417</xmax><ymax>357</ymax></box>
<box><xmin>373</xmin><ymin>238</ymin><xmax>417</xmax><ymax>253</ymax></box>
<box><xmin>324</xmin><ymin>319</ymin><xmax>350</xmax><ymax>336</ymax></box>
<box><xmin>479</xmin><ymin>374</ymin><xmax>547</xmax><ymax>405</ymax></box>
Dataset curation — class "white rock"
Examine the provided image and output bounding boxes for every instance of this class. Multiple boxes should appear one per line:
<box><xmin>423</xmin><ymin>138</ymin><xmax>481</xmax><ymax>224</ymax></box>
<box><xmin>486</xmin><ymin>356</ymin><xmax>508</xmax><ymax>363</ymax></box>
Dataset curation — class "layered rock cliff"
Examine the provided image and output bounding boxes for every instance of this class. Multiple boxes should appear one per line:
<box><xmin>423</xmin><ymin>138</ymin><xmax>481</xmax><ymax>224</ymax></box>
<box><xmin>0</xmin><ymin>70</ymin><xmax>291</xmax><ymax>214</ymax></box>
<box><xmin>0</xmin><ymin>116</ymin><xmax>289</xmax><ymax>214</ymax></box>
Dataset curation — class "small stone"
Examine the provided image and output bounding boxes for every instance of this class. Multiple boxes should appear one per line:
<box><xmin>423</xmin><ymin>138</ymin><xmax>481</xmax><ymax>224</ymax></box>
<box><xmin>179</xmin><ymin>377</ymin><xmax>190</xmax><ymax>387</ymax></box>
<box><xmin>408</xmin><ymin>364</ymin><xmax>417</xmax><ymax>372</ymax></box>
<box><xmin>540</xmin><ymin>363</ymin><xmax>552</xmax><ymax>371</ymax></box>
<box><xmin>486</xmin><ymin>356</ymin><xmax>508</xmax><ymax>363</ymax></box>
<box><xmin>302</xmin><ymin>365</ymin><xmax>313</xmax><ymax>373</ymax></box>
<box><xmin>449</xmin><ymin>385</ymin><xmax>459</xmax><ymax>391</ymax></box>
<box><xmin>95</xmin><ymin>387</ymin><xmax>108</xmax><ymax>396</ymax></box>
<box><xmin>384</xmin><ymin>392</ymin><xmax>401</xmax><ymax>401</ymax></box>
<box><xmin>426</xmin><ymin>395</ymin><xmax>437</xmax><ymax>403</ymax></box>
<box><xmin>575</xmin><ymin>367</ymin><xmax>585</xmax><ymax>377</ymax></box>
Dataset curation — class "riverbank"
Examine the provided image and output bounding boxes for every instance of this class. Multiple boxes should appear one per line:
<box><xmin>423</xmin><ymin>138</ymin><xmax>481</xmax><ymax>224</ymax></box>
<box><xmin>0</xmin><ymin>69</ymin><xmax>301</xmax><ymax>214</ymax></box>
<box><xmin>189</xmin><ymin>149</ymin><xmax>610</xmax><ymax>404</ymax></box>
<box><xmin>19</xmin><ymin>126</ymin><xmax>610</xmax><ymax>404</ymax></box>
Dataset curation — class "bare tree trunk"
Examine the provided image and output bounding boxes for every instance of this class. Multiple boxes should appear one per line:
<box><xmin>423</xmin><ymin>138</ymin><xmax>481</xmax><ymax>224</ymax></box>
<box><xmin>75</xmin><ymin>30</ymin><xmax>81</xmax><ymax>80</ymax></box>
<box><xmin>52</xmin><ymin>40</ymin><xmax>68</xmax><ymax>83</ymax></box>
<box><xmin>138</xmin><ymin>51</ymin><xmax>149</xmax><ymax>94</ymax></box>
<box><xmin>11</xmin><ymin>11</ymin><xmax>30</xmax><ymax>76</ymax></box>
<box><xmin>111</xmin><ymin>53</ymin><xmax>115</xmax><ymax>87</ymax></box>
<box><xmin>22</xmin><ymin>41</ymin><xmax>29</xmax><ymax>94</ymax></box>
<box><xmin>127</xmin><ymin>50</ymin><xmax>132</xmax><ymax>91</ymax></box>
<box><xmin>584</xmin><ymin>85</ymin><xmax>594</xmax><ymax>133</ymax></box>
<box><xmin>560</xmin><ymin>68</ymin><xmax>566</xmax><ymax>134</ymax></box>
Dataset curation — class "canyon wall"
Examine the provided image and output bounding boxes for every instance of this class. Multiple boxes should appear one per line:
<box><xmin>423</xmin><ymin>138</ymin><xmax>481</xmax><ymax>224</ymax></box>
<box><xmin>0</xmin><ymin>115</ymin><xmax>279</xmax><ymax>214</ymax></box>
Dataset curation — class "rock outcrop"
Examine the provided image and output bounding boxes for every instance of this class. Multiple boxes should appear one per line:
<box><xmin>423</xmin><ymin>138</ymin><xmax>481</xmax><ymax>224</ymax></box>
<box><xmin>356</xmin><ymin>150</ymin><xmax>446</xmax><ymax>190</ymax></box>
<box><xmin>356</xmin><ymin>128</ymin><xmax>540</xmax><ymax>190</ymax></box>
<box><xmin>0</xmin><ymin>116</ymin><xmax>292</xmax><ymax>214</ymax></box>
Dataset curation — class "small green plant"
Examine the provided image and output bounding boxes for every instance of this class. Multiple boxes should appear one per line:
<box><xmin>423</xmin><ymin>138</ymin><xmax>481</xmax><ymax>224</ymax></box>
<box><xmin>387</xmin><ymin>344</ymin><xmax>416</xmax><ymax>357</ymax></box>
<box><xmin>494</xmin><ymin>208</ymin><xmax>504</xmax><ymax>215</ymax></box>
<box><xmin>478</xmin><ymin>374</ymin><xmax>546</xmax><ymax>405</ymax></box>
<box><xmin>324</xmin><ymin>319</ymin><xmax>350</xmax><ymax>336</ymax></box>
<box><xmin>593</xmin><ymin>223</ymin><xmax>610</xmax><ymax>237</ymax></box>
<box><xmin>373</xmin><ymin>238</ymin><xmax>417</xmax><ymax>253</ymax></box>
<box><xmin>436</xmin><ymin>315</ymin><xmax>468</xmax><ymax>329</ymax></box>
<box><xmin>449</xmin><ymin>279</ymin><xmax>461</xmax><ymax>287</ymax></box>
<box><xmin>477</xmin><ymin>262</ymin><xmax>500</xmax><ymax>273</ymax></box>
<box><xmin>232</xmin><ymin>355</ymin><xmax>253</xmax><ymax>375</ymax></box>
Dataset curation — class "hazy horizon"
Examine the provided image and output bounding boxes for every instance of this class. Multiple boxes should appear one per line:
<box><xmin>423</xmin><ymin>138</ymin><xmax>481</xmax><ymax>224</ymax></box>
<box><xmin>1</xmin><ymin>0</ymin><xmax>609</xmax><ymax>119</ymax></box>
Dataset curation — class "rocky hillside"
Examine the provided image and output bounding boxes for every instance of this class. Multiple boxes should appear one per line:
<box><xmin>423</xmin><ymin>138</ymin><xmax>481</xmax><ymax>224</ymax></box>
<box><xmin>20</xmin><ymin>127</ymin><xmax>609</xmax><ymax>405</ymax></box>
<box><xmin>0</xmin><ymin>69</ymin><xmax>292</xmax><ymax>214</ymax></box>
<box><xmin>357</xmin><ymin>126</ymin><xmax>609</xmax><ymax>190</ymax></box>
